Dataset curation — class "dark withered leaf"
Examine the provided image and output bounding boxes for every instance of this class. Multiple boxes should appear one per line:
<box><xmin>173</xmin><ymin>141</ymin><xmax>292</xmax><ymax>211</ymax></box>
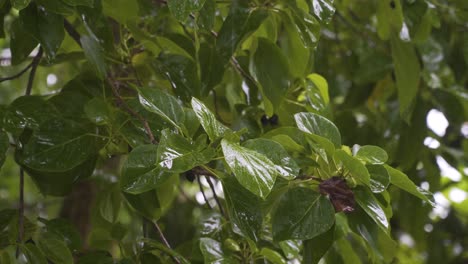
<box><xmin>319</xmin><ymin>176</ymin><xmax>355</xmax><ymax>213</ymax></box>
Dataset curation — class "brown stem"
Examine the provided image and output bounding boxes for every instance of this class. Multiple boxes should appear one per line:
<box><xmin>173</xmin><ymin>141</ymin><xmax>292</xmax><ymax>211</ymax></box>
<box><xmin>64</xmin><ymin>19</ymin><xmax>82</xmax><ymax>47</ymax></box>
<box><xmin>0</xmin><ymin>60</ymin><xmax>33</xmax><ymax>83</ymax></box>
<box><xmin>205</xmin><ymin>176</ymin><xmax>226</xmax><ymax>217</ymax></box>
<box><xmin>152</xmin><ymin>221</ymin><xmax>181</xmax><ymax>264</ymax></box>
<box><xmin>197</xmin><ymin>175</ymin><xmax>212</xmax><ymax>209</ymax></box>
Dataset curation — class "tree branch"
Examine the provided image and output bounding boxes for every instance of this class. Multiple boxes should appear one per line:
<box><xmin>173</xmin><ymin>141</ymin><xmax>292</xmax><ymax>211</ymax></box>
<box><xmin>197</xmin><ymin>175</ymin><xmax>212</xmax><ymax>209</ymax></box>
<box><xmin>152</xmin><ymin>221</ymin><xmax>181</xmax><ymax>264</ymax></box>
<box><xmin>64</xmin><ymin>19</ymin><xmax>82</xmax><ymax>47</ymax></box>
<box><xmin>0</xmin><ymin>60</ymin><xmax>34</xmax><ymax>83</ymax></box>
<box><xmin>205</xmin><ymin>176</ymin><xmax>226</xmax><ymax>217</ymax></box>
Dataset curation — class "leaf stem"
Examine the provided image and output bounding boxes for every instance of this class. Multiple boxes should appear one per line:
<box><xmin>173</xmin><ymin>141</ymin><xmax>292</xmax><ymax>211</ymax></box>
<box><xmin>205</xmin><ymin>176</ymin><xmax>226</xmax><ymax>217</ymax></box>
<box><xmin>152</xmin><ymin>221</ymin><xmax>181</xmax><ymax>264</ymax></box>
<box><xmin>0</xmin><ymin>60</ymin><xmax>33</xmax><ymax>83</ymax></box>
<box><xmin>197</xmin><ymin>175</ymin><xmax>212</xmax><ymax>209</ymax></box>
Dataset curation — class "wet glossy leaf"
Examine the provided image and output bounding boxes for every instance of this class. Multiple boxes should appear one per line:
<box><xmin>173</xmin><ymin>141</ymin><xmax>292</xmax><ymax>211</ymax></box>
<box><xmin>84</xmin><ymin>97</ymin><xmax>111</xmax><ymax>125</ymax></box>
<box><xmin>334</xmin><ymin>149</ymin><xmax>370</xmax><ymax>186</ymax></box>
<box><xmin>99</xmin><ymin>185</ymin><xmax>122</xmax><ymax>223</ymax></box>
<box><xmin>309</xmin><ymin>0</ymin><xmax>335</xmax><ymax>23</ymax></box>
<box><xmin>191</xmin><ymin>98</ymin><xmax>229</xmax><ymax>141</ymax></box>
<box><xmin>19</xmin><ymin>3</ymin><xmax>64</xmax><ymax>59</ymax></box>
<box><xmin>10</xmin><ymin>18</ymin><xmax>38</xmax><ymax>65</ymax></box>
<box><xmin>279</xmin><ymin>240</ymin><xmax>301</xmax><ymax>259</ymax></box>
<box><xmin>198</xmin><ymin>0</ymin><xmax>215</xmax><ymax>30</ymax></box>
<box><xmin>20</xmin><ymin>244</ymin><xmax>47</xmax><ymax>264</ymax></box>
<box><xmin>157</xmin><ymin>54</ymin><xmax>201</xmax><ymax>101</ymax></box>
<box><xmin>158</xmin><ymin>130</ymin><xmax>214</xmax><ymax>173</ymax></box>
<box><xmin>385</xmin><ymin>165</ymin><xmax>434</xmax><ymax>205</ymax></box>
<box><xmin>272</xmin><ymin>187</ymin><xmax>334</xmax><ymax>241</ymax></box>
<box><xmin>390</xmin><ymin>34</ymin><xmax>421</xmax><ymax>122</ymax></box>
<box><xmin>294</xmin><ymin>112</ymin><xmax>341</xmax><ymax>148</ymax></box>
<box><xmin>307</xmin><ymin>74</ymin><xmax>330</xmax><ymax>105</ymax></box>
<box><xmin>356</xmin><ymin>145</ymin><xmax>388</xmax><ymax>164</ymax></box>
<box><xmin>38</xmin><ymin>233</ymin><xmax>73</xmax><ymax>264</ymax></box>
<box><xmin>121</xmin><ymin>145</ymin><xmax>172</xmax><ymax>194</ymax></box>
<box><xmin>367</xmin><ymin>165</ymin><xmax>390</xmax><ymax>193</ymax></box>
<box><xmin>123</xmin><ymin>190</ymin><xmax>160</xmax><ymax>220</ymax></box>
<box><xmin>35</xmin><ymin>0</ymin><xmax>74</xmax><ymax>15</ymax></box>
<box><xmin>355</xmin><ymin>187</ymin><xmax>390</xmax><ymax>233</ymax></box>
<box><xmin>243</xmin><ymin>138</ymin><xmax>299</xmax><ymax>180</ymax></box>
<box><xmin>199</xmin><ymin>237</ymin><xmax>236</xmax><ymax>264</ymax></box>
<box><xmin>81</xmin><ymin>34</ymin><xmax>107</xmax><ymax>79</ymax></box>
<box><xmin>259</xmin><ymin>248</ymin><xmax>287</xmax><ymax>264</ymax></box>
<box><xmin>138</xmin><ymin>88</ymin><xmax>185</xmax><ymax>132</ymax></box>
<box><xmin>286</xmin><ymin>5</ymin><xmax>320</xmax><ymax>48</ymax></box>
<box><xmin>10</xmin><ymin>0</ymin><xmax>30</xmax><ymax>10</ymax></box>
<box><xmin>250</xmin><ymin>38</ymin><xmax>291</xmax><ymax>115</ymax></box>
<box><xmin>223</xmin><ymin>177</ymin><xmax>263</xmax><ymax>241</ymax></box>
<box><xmin>168</xmin><ymin>0</ymin><xmax>206</xmax><ymax>22</ymax></box>
<box><xmin>0</xmin><ymin>131</ymin><xmax>8</xmax><ymax>170</ymax></box>
<box><xmin>221</xmin><ymin>139</ymin><xmax>278</xmax><ymax>199</ymax></box>
<box><xmin>16</xmin><ymin>118</ymin><xmax>103</xmax><ymax>172</ymax></box>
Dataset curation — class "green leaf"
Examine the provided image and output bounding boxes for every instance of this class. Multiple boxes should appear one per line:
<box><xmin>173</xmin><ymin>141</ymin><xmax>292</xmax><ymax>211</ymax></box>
<box><xmin>102</xmin><ymin>0</ymin><xmax>139</xmax><ymax>24</ymax></box>
<box><xmin>294</xmin><ymin>112</ymin><xmax>341</xmax><ymax>148</ymax></box>
<box><xmin>390</xmin><ymin>34</ymin><xmax>421</xmax><ymax>123</ymax></box>
<box><xmin>61</xmin><ymin>0</ymin><xmax>93</xmax><ymax>7</ymax></box>
<box><xmin>385</xmin><ymin>165</ymin><xmax>434</xmax><ymax>205</ymax></box>
<box><xmin>38</xmin><ymin>233</ymin><xmax>74</xmax><ymax>264</ymax></box>
<box><xmin>259</xmin><ymin>248</ymin><xmax>287</xmax><ymax>264</ymax></box>
<box><xmin>20</xmin><ymin>244</ymin><xmax>47</xmax><ymax>264</ymax></box>
<box><xmin>142</xmin><ymin>238</ymin><xmax>191</xmax><ymax>264</ymax></box>
<box><xmin>121</xmin><ymin>145</ymin><xmax>172</xmax><ymax>194</ymax></box>
<box><xmin>198</xmin><ymin>0</ymin><xmax>215</xmax><ymax>30</ymax></box>
<box><xmin>223</xmin><ymin>177</ymin><xmax>263</xmax><ymax>241</ymax></box>
<box><xmin>0</xmin><ymin>131</ymin><xmax>8</xmax><ymax>170</ymax></box>
<box><xmin>99</xmin><ymin>185</ymin><xmax>122</xmax><ymax>223</ymax></box>
<box><xmin>286</xmin><ymin>5</ymin><xmax>320</xmax><ymax>48</ymax></box>
<box><xmin>272</xmin><ymin>187</ymin><xmax>334</xmax><ymax>241</ymax></box>
<box><xmin>10</xmin><ymin>0</ymin><xmax>30</xmax><ymax>10</ymax></box>
<box><xmin>137</xmin><ymin>87</ymin><xmax>185</xmax><ymax>132</ymax></box>
<box><xmin>9</xmin><ymin>18</ymin><xmax>38</xmax><ymax>65</ymax></box>
<box><xmin>250</xmin><ymin>38</ymin><xmax>291</xmax><ymax>115</ymax></box>
<box><xmin>367</xmin><ymin>165</ymin><xmax>390</xmax><ymax>193</ymax></box>
<box><xmin>221</xmin><ymin>139</ymin><xmax>278</xmax><ymax>199</ymax></box>
<box><xmin>19</xmin><ymin>3</ymin><xmax>64</xmax><ymax>59</ymax></box>
<box><xmin>243</xmin><ymin>138</ymin><xmax>299</xmax><ymax>180</ymax></box>
<box><xmin>376</xmin><ymin>0</ymin><xmax>403</xmax><ymax>40</ymax></box>
<box><xmin>199</xmin><ymin>238</ymin><xmax>236</xmax><ymax>264</ymax></box>
<box><xmin>123</xmin><ymin>190</ymin><xmax>160</xmax><ymax>220</ymax></box>
<box><xmin>354</xmin><ymin>187</ymin><xmax>390</xmax><ymax>233</ymax></box>
<box><xmin>334</xmin><ymin>149</ymin><xmax>370</xmax><ymax>186</ymax></box>
<box><xmin>77</xmin><ymin>252</ymin><xmax>114</xmax><ymax>264</ymax></box>
<box><xmin>158</xmin><ymin>130</ymin><xmax>214</xmax><ymax>173</ymax></box>
<box><xmin>356</xmin><ymin>145</ymin><xmax>388</xmax><ymax>164</ymax></box>
<box><xmin>81</xmin><ymin>34</ymin><xmax>107</xmax><ymax>79</ymax></box>
<box><xmin>216</xmin><ymin>4</ymin><xmax>268</xmax><ymax>64</ymax></box>
<box><xmin>191</xmin><ymin>97</ymin><xmax>229</xmax><ymax>141</ymax></box>
<box><xmin>157</xmin><ymin>54</ymin><xmax>201</xmax><ymax>101</ymax></box>
<box><xmin>41</xmin><ymin>218</ymin><xmax>82</xmax><ymax>251</ymax></box>
<box><xmin>307</xmin><ymin>74</ymin><xmax>330</xmax><ymax>105</ymax></box>
<box><xmin>16</xmin><ymin>118</ymin><xmax>103</xmax><ymax>172</ymax></box>
<box><xmin>35</xmin><ymin>0</ymin><xmax>74</xmax><ymax>15</ymax></box>
<box><xmin>308</xmin><ymin>0</ymin><xmax>335</xmax><ymax>23</ymax></box>
<box><xmin>303</xmin><ymin>225</ymin><xmax>335</xmax><ymax>264</ymax></box>
<box><xmin>168</xmin><ymin>0</ymin><xmax>206</xmax><ymax>22</ymax></box>
<box><xmin>84</xmin><ymin>97</ymin><xmax>111</xmax><ymax>125</ymax></box>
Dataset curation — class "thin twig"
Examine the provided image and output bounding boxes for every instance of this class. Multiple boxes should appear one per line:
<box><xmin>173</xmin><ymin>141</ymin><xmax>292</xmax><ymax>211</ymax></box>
<box><xmin>64</xmin><ymin>19</ymin><xmax>82</xmax><ymax>47</ymax></box>
<box><xmin>205</xmin><ymin>176</ymin><xmax>226</xmax><ymax>217</ymax></box>
<box><xmin>18</xmin><ymin>46</ymin><xmax>43</xmax><ymax>257</ymax></box>
<box><xmin>197</xmin><ymin>175</ymin><xmax>212</xmax><ymax>209</ymax></box>
<box><xmin>0</xmin><ymin>61</ymin><xmax>34</xmax><ymax>83</ymax></box>
<box><xmin>152</xmin><ymin>221</ymin><xmax>181</xmax><ymax>264</ymax></box>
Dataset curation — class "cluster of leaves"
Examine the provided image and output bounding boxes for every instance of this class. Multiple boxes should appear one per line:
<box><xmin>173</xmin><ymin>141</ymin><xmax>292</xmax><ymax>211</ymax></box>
<box><xmin>0</xmin><ymin>0</ymin><xmax>466</xmax><ymax>263</ymax></box>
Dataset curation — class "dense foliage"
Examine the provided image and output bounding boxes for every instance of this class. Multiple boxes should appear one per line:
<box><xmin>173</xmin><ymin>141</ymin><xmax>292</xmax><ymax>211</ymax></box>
<box><xmin>0</xmin><ymin>0</ymin><xmax>467</xmax><ymax>263</ymax></box>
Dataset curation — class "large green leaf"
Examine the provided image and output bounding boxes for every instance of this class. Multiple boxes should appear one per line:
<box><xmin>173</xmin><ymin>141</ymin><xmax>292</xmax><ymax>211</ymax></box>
<box><xmin>20</xmin><ymin>244</ymin><xmax>47</xmax><ymax>264</ymax></box>
<box><xmin>259</xmin><ymin>248</ymin><xmax>287</xmax><ymax>264</ymax></box>
<box><xmin>221</xmin><ymin>139</ymin><xmax>278</xmax><ymax>199</ymax></box>
<box><xmin>41</xmin><ymin>218</ymin><xmax>82</xmax><ymax>251</ymax></box>
<box><xmin>9</xmin><ymin>18</ymin><xmax>38</xmax><ymax>65</ymax></box>
<box><xmin>158</xmin><ymin>130</ymin><xmax>214</xmax><ymax>173</ymax></box>
<box><xmin>367</xmin><ymin>164</ymin><xmax>390</xmax><ymax>193</ymax></box>
<box><xmin>123</xmin><ymin>190</ymin><xmax>160</xmax><ymax>220</ymax></box>
<box><xmin>355</xmin><ymin>145</ymin><xmax>388</xmax><ymax>164</ymax></box>
<box><xmin>35</xmin><ymin>0</ymin><xmax>74</xmax><ymax>15</ymax></box>
<box><xmin>102</xmin><ymin>0</ymin><xmax>138</xmax><ymax>24</ymax></box>
<box><xmin>390</xmin><ymin>34</ymin><xmax>421</xmax><ymax>122</ymax></box>
<box><xmin>285</xmin><ymin>5</ymin><xmax>320</xmax><ymax>48</ymax></box>
<box><xmin>199</xmin><ymin>238</ymin><xmax>236</xmax><ymax>264</ymax></box>
<box><xmin>376</xmin><ymin>0</ymin><xmax>403</xmax><ymax>40</ymax></box>
<box><xmin>121</xmin><ymin>145</ymin><xmax>172</xmax><ymax>194</ymax></box>
<box><xmin>223</xmin><ymin>177</ymin><xmax>263</xmax><ymax>241</ymax></box>
<box><xmin>16</xmin><ymin>118</ymin><xmax>103</xmax><ymax>171</ymax></box>
<box><xmin>38</xmin><ymin>233</ymin><xmax>73</xmax><ymax>264</ymax></box>
<box><xmin>385</xmin><ymin>165</ymin><xmax>434</xmax><ymax>205</ymax></box>
<box><xmin>0</xmin><ymin>131</ymin><xmax>8</xmax><ymax>170</ymax></box>
<box><xmin>354</xmin><ymin>187</ymin><xmax>389</xmax><ymax>233</ymax></box>
<box><xmin>250</xmin><ymin>38</ymin><xmax>291</xmax><ymax>115</ymax></box>
<box><xmin>167</xmin><ymin>0</ymin><xmax>206</xmax><ymax>22</ymax></box>
<box><xmin>243</xmin><ymin>138</ymin><xmax>299</xmax><ymax>180</ymax></box>
<box><xmin>80</xmin><ymin>33</ymin><xmax>107</xmax><ymax>79</ymax></box>
<box><xmin>19</xmin><ymin>3</ymin><xmax>64</xmax><ymax>59</ymax></box>
<box><xmin>191</xmin><ymin>98</ymin><xmax>229</xmax><ymax>141</ymax></box>
<box><xmin>303</xmin><ymin>225</ymin><xmax>335</xmax><ymax>264</ymax></box>
<box><xmin>294</xmin><ymin>112</ymin><xmax>341</xmax><ymax>148</ymax></box>
<box><xmin>99</xmin><ymin>184</ymin><xmax>122</xmax><ymax>223</ymax></box>
<box><xmin>10</xmin><ymin>0</ymin><xmax>30</xmax><ymax>10</ymax></box>
<box><xmin>334</xmin><ymin>149</ymin><xmax>370</xmax><ymax>186</ymax></box>
<box><xmin>308</xmin><ymin>0</ymin><xmax>335</xmax><ymax>23</ymax></box>
<box><xmin>272</xmin><ymin>187</ymin><xmax>335</xmax><ymax>241</ymax></box>
<box><xmin>137</xmin><ymin>88</ymin><xmax>185</xmax><ymax>132</ymax></box>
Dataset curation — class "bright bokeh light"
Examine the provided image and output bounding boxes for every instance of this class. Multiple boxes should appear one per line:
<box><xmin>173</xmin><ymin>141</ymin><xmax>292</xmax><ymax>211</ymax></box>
<box><xmin>448</xmin><ymin>188</ymin><xmax>467</xmax><ymax>203</ymax></box>
<box><xmin>436</xmin><ymin>155</ymin><xmax>461</xmax><ymax>182</ymax></box>
<box><xmin>46</xmin><ymin>74</ymin><xmax>58</xmax><ymax>86</ymax></box>
<box><xmin>426</xmin><ymin>109</ymin><xmax>449</xmax><ymax>137</ymax></box>
<box><xmin>423</xmin><ymin>137</ymin><xmax>440</xmax><ymax>149</ymax></box>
